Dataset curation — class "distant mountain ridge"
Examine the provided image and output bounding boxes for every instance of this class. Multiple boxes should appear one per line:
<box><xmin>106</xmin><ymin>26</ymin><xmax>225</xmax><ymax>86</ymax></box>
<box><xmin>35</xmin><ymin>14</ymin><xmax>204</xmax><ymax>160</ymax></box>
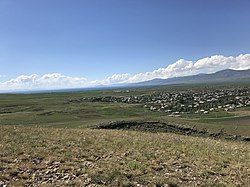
<box><xmin>4</xmin><ymin>69</ymin><xmax>250</xmax><ymax>94</ymax></box>
<box><xmin>128</xmin><ymin>69</ymin><xmax>250</xmax><ymax>87</ymax></box>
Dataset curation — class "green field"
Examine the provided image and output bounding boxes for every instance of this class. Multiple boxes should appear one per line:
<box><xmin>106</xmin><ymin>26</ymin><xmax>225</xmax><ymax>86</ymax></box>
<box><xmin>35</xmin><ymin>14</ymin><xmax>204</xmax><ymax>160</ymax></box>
<box><xmin>0</xmin><ymin>85</ymin><xmax>249</xmax><ymax>136</ymax></box>
<box><xmin>0</xmin><ymin>92</ymin><xmax>160</xmax><ymax>128</ymax></box>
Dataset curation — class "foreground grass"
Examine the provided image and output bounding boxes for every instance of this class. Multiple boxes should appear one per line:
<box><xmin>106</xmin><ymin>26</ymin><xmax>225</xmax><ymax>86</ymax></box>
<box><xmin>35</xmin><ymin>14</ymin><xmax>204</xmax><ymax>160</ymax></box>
<box><xmin>0</xmin><ymin>126</ymin><xmax>249</xmax><ymax>186</ymax></box>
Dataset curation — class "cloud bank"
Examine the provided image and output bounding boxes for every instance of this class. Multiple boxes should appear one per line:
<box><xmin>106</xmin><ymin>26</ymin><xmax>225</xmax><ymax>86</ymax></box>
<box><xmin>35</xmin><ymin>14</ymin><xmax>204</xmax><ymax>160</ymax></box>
<box><xmin>95</xmin><ymin>54</ymin><xmax>250</xmax><ymax>84</ymax></box>
<box><xmin>0</xmin><ymin>73</ymin><xmax>88</xmax><ymax>91</ymax></box>
<box><xmin>0</xmin><ymin>54</ymin><xmax>250</xmax><ymax>91</ymax></box>
<box><xmin>124</xmin><ymin>54</ymin><xmax>250</xmax><ymax>83</ymax></box>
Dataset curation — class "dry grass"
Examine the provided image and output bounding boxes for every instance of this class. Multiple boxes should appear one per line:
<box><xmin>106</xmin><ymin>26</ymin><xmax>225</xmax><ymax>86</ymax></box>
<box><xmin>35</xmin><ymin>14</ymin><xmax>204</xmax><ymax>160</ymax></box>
<box><xmin>0</xmin><ymin>125</ymin><xmax>249</xmax><ymax>186</ymax></box>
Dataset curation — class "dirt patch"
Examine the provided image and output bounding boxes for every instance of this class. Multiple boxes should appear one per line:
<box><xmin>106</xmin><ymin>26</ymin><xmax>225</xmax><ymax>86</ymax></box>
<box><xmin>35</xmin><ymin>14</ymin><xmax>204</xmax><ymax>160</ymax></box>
<box><xmin>226</xmin><ymin>119</ymin><xmax>250</xmax><ymax>125</ymax></box>
<box><xmin>94</xmin><ymin>120</ymin><xmax>250</xmax><ymax>142</ymax></box>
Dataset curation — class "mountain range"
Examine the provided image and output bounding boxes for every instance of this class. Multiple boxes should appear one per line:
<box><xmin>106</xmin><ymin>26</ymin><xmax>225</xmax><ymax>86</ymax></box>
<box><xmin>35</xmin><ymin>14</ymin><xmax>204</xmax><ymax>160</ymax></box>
<box><xmin>6</xmin><ymin>69</ymin><xmax>250</xmax><ymax>94</ymax></box>
<box><xmin>127</xmin><ymin>69</ymin><xmax>250</xmax><ymax>87</ymax></box>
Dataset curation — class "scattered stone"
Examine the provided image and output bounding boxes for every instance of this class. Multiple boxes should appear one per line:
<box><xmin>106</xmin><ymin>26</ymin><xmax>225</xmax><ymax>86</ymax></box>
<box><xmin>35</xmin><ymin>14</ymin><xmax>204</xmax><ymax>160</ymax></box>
<box><xmin>0</xmin><ymin>181</ymin><xmax>6</xmax><ymax>187</ymax></box>
<box><xmin>84</xmin><ymin>178</ymin><xmax>91</xmax><ymax>185</ymax></box>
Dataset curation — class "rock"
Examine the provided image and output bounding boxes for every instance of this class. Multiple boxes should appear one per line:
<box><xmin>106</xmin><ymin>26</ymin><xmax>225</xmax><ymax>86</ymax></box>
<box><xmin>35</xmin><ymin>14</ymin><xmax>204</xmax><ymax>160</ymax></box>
<box><xmin>84</xmin><ymin>178</ymin><xmax>91</xmax><ymax>185</ymax></box>
<box><xmin>242</xmin><ymin>136</ymin><xmax>250</xmax><ymax>141</ymax></box>
<box><xmin>53</xmin><ymin>161</ymin><xmax>61</xmax><ymax>165</ymax></box>
<box><xmin>45</xmin><ymin>170</ymin><xmax>51</xmax><ymax>174</ymax></box>
<box><xmin>0</xmin><ymin>181</ymin><xmax>6</xmax><ymax>187</ymax></box>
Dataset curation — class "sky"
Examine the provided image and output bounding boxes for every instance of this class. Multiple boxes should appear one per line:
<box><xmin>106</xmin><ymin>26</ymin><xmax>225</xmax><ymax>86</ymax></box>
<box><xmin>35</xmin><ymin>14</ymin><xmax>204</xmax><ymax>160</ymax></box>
<box><xmin>0</xmin><ymin>0</ymin><xmax>250</xmax><ymax>91</ymax></box>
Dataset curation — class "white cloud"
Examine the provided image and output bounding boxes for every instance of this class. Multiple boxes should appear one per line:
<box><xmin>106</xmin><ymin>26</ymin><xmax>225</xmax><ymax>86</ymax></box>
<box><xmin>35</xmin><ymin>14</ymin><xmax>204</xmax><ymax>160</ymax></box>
<box><xmin>92</xmin><ymin>73</ymin><xmax>131</xmax><ymax>85</ymax></box>
<box><xmin>0</xmin><ymin>54</ymin><xmax>249</xmax><ymax>91</ymax></box>
<box><xmin>0</xmin><ymin>73</ymin><xmax>88</xmax><ymax>91</ymax></box>
<box><xmin>122</xmin><ymin>53</ymin><xmax>250</xmax><ymax>83</ymax></box>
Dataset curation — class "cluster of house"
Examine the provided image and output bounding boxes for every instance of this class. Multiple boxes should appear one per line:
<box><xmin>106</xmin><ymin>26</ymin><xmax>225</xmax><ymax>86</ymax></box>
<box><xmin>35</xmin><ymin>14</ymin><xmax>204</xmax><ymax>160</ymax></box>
<box><xmin>68</xmin><ymin>88</ymin><xmax>250</xmax><ymax>116</ymax></box>
<box><xmin>143</xmin><ymin>88</ymin><xmax>250</xmax><ymax>115</ymax></box>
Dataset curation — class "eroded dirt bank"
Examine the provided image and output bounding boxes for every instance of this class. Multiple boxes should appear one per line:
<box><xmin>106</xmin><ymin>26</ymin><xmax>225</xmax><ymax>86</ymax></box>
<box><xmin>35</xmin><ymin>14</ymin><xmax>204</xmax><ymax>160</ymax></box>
<box><xmin>94</xmin><ymin>120</ymin><xmax>250</xmax><ymax>142</ymax></box>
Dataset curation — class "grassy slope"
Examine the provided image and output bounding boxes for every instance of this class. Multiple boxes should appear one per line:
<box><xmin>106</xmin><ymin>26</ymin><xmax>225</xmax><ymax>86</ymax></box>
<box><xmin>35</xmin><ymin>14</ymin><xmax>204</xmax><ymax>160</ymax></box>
<box><xmin>0</xmin><ymin>125</ymin><xmax>249</xmax><ymax>187</ymax></box>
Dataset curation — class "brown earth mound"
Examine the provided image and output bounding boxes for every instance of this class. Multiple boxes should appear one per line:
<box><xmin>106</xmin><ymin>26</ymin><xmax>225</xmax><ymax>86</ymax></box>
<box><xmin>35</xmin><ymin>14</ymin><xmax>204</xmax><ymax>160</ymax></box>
<box><xmin>94</xmin><ymin>120</ymin><xmax>250</xmax><ymax>142</ymax></box>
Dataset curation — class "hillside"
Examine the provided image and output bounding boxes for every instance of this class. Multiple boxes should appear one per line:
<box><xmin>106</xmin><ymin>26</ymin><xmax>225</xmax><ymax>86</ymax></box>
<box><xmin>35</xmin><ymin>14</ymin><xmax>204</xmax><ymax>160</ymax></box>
<box><xmin>129</xmin><ymin>69</ymin><xmax>250</xmax><ymax>87</ymax></box>
<box><xmin>0</xmin><ymin>125</ymin><xmax>249</xmax><ymax>186</ymax></box>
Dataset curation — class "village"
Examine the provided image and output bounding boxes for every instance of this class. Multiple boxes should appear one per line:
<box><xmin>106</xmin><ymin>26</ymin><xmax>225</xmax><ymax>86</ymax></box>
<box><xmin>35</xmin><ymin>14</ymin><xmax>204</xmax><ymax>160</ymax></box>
<box><xmin>68</xmin><ymin>87</ymin><xmax>250</xmax><ymax>116</ymax></box>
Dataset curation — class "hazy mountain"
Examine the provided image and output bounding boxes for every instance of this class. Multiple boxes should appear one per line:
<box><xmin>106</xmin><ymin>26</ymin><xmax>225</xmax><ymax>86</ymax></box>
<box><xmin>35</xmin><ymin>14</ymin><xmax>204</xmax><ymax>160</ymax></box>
<box><xmin>128</xmin><ymin>69</ymin><xmax>250</xmax><ymax>87</ymax></box>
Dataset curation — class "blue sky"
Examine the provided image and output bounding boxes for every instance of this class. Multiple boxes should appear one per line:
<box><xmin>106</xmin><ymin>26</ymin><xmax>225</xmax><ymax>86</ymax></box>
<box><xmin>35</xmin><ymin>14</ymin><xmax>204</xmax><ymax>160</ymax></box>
<box><xmin>0</xmin><ymin>0</ymin><xmax>250</xmax><ymax>90</ymax></box>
